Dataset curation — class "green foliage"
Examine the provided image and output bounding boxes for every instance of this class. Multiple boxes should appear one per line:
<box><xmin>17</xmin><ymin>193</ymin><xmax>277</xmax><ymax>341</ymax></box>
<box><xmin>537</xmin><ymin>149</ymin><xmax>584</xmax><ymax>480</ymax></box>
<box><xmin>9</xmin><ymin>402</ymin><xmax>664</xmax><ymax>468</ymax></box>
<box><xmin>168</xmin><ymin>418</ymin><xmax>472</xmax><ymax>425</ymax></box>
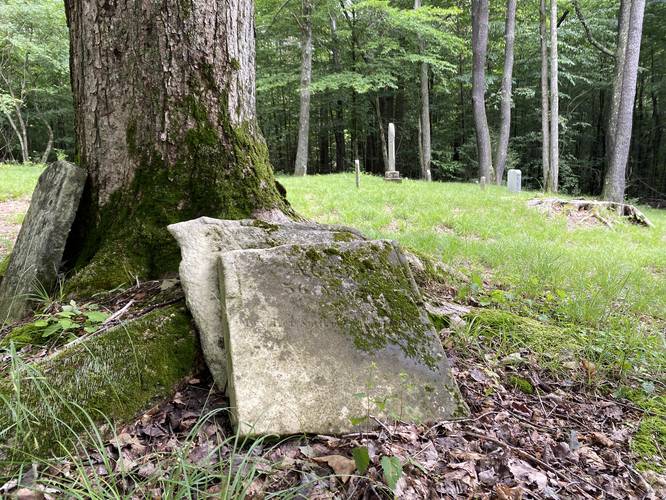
<box><xmin>380</xmin><ymin>455</ymin><xmax>403</xmax><ymax>493</ymax></box>
<box><xmin>352</xmin><ymin>447</ymin><xmax>371</xmax><ymax>475</ymax></box>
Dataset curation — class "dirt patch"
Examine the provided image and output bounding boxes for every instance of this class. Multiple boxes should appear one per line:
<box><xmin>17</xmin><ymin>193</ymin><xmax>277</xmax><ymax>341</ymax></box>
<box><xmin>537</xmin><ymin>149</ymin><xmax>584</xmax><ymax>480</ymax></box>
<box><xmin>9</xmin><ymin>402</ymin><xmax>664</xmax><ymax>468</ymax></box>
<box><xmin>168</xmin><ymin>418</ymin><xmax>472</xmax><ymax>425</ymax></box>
<box><xmin>0</xmin><ymin>197</ymin><xmax>30</xmax><ymax>256</ymax></box>
<box><xmin>528</xmin><ymin>198</ymin><xmax>654</xmax><ymax>230</ymax></box>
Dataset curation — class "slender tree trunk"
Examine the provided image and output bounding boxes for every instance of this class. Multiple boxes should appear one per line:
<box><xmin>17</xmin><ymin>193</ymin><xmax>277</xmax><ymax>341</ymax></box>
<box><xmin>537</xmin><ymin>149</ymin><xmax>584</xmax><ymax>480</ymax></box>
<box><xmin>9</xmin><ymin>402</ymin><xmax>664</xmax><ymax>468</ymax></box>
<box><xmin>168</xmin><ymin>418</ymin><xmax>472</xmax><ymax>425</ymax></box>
<box><xmin>40</xmin><ymin>119</ymin><xmax>54</xmax><ymax>164</ymax></box>
<box><xmin>603</xmin><ymin>0</ymin><xmax>646</xmax><ymax>202</ymax></box>
<box><xmin>495</xmin><ymin>0</ymin><xmax>517</xmax><ymax>185</ymax></box>
<box><xmin>63</xmin><ymin>0</ymin><xmax>287</xmax><ymax>292</ymax></box>
<box><xmin>471</xmin><ymin>0</ymin><xmax>493</xmax><ymax>182</ymax></box>
<box><xmin>548</xmin><ymin>0</ymin><xmax>560</xmax><ymax>192</ymax></box>
<box><xmin>3</xmin><ymin>110</ymin><xmax>29</xmax><ymax>164</ymax></box>
<box><xmin>414</xmin><ymin>0</ymin><xmax>431</xmax><ymax>180</ymax></box>
<box><xmin>330</xmin><ymin>15</ymin><xmax>346</xmax><ymax>172</ymax></box>
<box><xmin>374</xmin><ymin>95</ymin><xmax>389</xmax><ymax>172</ymax></box>
<box><xmin>540</xmin><ymin>0</ymin><xmax>551</xmax><ymax>189</ymax></box>
<box><xmin>294</xmin><ymin>0</ymin><xmax>314</xmax><ymax>176</ymax></box>
<box><xmin>606</xmin><ymin>0</ymin><xmax>631</xmax><ymax>165</ymax></box>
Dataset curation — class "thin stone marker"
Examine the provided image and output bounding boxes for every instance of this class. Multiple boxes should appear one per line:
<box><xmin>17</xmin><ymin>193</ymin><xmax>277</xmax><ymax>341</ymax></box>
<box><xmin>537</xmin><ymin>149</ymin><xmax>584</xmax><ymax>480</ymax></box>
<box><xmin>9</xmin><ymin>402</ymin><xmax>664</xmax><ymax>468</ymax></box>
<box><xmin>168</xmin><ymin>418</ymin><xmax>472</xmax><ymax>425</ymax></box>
<box><xmin>388</xmin><ymin>123</ymin><xmax>396</xmax><ymax>172</ymax></box>
<box><xmin>384</xmin><ymin>123</ymin><xmax>402</xmax><ymax>182</ymax></box>
<box><xmin>508</xmin><ymin>169</ymin><xmax>522</xmax><ymax>193</ymax></box>
<box><xmin>480</xmin><ymin>176</ymin><xmax>486</xmax><ymax>191</ymax></box>
<box><xmin>355</xmin><ymin>159</ymin><xmax>361</xmax><ymax>189</ymax></box>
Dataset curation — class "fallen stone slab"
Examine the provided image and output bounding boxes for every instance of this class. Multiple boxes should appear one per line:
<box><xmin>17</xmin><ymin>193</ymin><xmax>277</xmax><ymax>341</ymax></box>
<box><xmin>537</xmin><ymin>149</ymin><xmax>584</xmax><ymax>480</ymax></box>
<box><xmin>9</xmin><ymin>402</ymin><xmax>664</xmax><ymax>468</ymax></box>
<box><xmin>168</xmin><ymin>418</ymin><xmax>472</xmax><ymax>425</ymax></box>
<box><xmin>167</xmin><ymin>217</ymin><xmax>364</xmax><ymax>388</ymax></box>
<box><xmin>219</xmin><ymin>239</ymin><xmax>468</xmax><ymax>436</ymax></box>
<box><xmin>0</xmin><ymin>161</ymin><xmax>86</xmax><ymax>323</ymax></box>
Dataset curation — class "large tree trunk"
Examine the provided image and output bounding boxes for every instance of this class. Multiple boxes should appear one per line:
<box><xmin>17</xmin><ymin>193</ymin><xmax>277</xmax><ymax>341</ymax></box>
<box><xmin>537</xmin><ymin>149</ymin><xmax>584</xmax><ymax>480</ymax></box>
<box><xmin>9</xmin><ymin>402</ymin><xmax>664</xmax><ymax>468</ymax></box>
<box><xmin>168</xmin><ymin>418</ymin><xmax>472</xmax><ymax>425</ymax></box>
<box><xmin>602</xmin><ymin>0</ymin><xmax>646</xmax><ymax>202</ymax></box>
<box><xmin>414</xmin><ymin>0</ymin><xmax>431</xmax><ymax>181</ymax></box>
<box><xmin>495</xmin><ymin>0</ymin><xmax>517</xmax><ymax>185</ymax></box>
<box><xmin>294</xmin><ymin>0</ymin><xmax>314</xmax><ymax>177</ymax></box>
<box><xmin>471</xmin><ymin>0</ymin><xmax>493</xmax><ymax>182</ymax></box>
<box><xmin>548</xmin><ymin>0</ymin><xmax>560</xmax><ymax>193</ymax></box>
<box><xmin>63</xmin><ymin>0</ymin><xmax>287</xmax><ymax>294</ymax></box>
<box><xmin>540</xmin><ymin>0</ymin><xmax>550</xmax><ymax>189</ymax></box>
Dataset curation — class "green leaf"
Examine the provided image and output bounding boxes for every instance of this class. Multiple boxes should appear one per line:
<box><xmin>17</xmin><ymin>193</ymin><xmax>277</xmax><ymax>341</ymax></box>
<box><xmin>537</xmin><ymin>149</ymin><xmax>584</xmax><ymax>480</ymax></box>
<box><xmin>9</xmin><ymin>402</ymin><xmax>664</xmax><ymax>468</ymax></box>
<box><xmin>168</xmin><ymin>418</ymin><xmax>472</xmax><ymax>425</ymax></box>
<box><xmin>352</xmin><ymin>447</ymin><xmax>370</xmax><ymax>475</ymax></box>
<box><xmin>349</xmin><ymin>416</ymin><xmax>368</xmax><ymax>426</ymax></box>
<box><xmin>84</xmin><ymin>310</ymin><xmax>109</xmax><ymax>323</ymax></box>
<box><xmin>32</xmin><ymin>319</ymin><xmax>49</xmax><ymax>328</ymax></box>
<box><xmin>381</xmin><ymin>456</ymin><xmax>402</xmax><ymax>492</ymax></box>
<box><xmin>42</xmin><ymin>323</ymin><xmax>62</xmax><ymax>337</ymax></box>
<box><xmin>58</xmin><ymin>318</ymin><xmax>77</xmax><ymax>331</ymax></box>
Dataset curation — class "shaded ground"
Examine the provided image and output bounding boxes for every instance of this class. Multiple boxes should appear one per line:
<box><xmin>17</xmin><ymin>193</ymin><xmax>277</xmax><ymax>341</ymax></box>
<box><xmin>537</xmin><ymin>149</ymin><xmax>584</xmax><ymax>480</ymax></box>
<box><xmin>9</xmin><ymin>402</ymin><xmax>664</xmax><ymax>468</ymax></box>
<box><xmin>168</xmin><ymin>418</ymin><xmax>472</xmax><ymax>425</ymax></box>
<box><xmin>0</xmin><ymin>197</ymin><xmax>30</xmax><ymax>257</ymax></box>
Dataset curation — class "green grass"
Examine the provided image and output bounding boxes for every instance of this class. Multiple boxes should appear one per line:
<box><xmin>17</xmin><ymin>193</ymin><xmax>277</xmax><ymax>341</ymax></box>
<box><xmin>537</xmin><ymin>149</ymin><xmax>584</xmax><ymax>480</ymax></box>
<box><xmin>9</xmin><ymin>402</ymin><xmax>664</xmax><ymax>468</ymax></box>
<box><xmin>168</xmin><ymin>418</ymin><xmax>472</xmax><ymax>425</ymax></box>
<box><xmin>0</xmin><ymin>163</ymin><xmax>44</xmax><ymax>201</ymax></box>
<box><xmin>280</xmin><ymin>174</ymin><xmax>666</xmax><ymax>328</ymax></box>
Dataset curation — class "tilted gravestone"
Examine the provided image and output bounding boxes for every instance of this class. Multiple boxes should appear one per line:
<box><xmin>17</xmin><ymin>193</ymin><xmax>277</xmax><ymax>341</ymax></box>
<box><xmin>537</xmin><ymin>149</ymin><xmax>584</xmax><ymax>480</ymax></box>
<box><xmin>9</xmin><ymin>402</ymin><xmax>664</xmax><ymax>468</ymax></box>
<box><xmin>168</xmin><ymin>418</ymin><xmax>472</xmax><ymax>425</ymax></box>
<box><xmin>0</xmin><ymin>161</ymin><xmax>86</xmax><ymax>323</ymax></box>
<box><xmin>168</xmin><ymin>217</ymin><xmax>365</xmax><ymax>388</ymax></box>
<box><xmin>218</xmin><ymin>239</ymin><xmax>468</xmax><ymax>436</ymax></box>
<box><xmin>508</xmin><ymin>169</ymin><xmax>522</xmax><ymax>193</ymax></box>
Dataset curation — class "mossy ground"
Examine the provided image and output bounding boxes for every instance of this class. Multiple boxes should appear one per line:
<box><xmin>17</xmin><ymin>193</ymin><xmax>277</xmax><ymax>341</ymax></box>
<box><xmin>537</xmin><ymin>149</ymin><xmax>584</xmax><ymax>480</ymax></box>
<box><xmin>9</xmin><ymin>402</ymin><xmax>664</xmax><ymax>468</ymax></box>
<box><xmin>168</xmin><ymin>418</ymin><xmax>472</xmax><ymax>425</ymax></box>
<box><xmin>0</xmin><ymin>304</ymin><xmax>199</xmax><ymax>460</ymax></box>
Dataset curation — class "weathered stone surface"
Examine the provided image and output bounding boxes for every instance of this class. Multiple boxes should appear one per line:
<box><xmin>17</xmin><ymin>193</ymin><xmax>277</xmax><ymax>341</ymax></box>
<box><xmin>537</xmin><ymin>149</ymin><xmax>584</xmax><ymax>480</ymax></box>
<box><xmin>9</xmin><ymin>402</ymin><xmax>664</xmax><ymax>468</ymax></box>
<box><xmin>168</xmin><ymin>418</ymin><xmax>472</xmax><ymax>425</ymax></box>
<box><xmin>219</xmin><ymin>240</ymin><xmax>468</xmax><ymax>436</ymax></box>
<box><xmin>0</xmin><ymin>162</ymin><xmax>86</xmax><ymax>323</ymax></box>
<box><xmin>167</xmin><ymin>217</ymin><xmax>364</xmax><ymax>388</ymax></box>
<box><xmin>508</xmin><ymin>169</ymin><xmax>522</xmax><ymax>193</ymax></box>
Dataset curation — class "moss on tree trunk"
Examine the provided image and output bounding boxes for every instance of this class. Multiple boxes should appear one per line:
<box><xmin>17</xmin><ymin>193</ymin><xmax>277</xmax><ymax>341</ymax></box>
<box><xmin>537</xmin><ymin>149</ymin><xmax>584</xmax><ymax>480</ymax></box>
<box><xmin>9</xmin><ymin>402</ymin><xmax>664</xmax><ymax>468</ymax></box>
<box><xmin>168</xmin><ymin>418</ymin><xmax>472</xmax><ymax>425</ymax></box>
<box><xmin>63</xmin><ymin>0</ymin><xmax>291</xmax><ymax>296</ymax></box>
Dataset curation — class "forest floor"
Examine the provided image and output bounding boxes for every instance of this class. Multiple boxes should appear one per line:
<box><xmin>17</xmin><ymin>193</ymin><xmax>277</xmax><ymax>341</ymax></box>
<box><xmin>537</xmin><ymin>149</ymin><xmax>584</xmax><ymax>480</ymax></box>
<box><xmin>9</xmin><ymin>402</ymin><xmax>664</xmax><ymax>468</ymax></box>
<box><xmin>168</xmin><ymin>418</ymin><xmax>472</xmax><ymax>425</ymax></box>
<box><xmin>0</xmin><ymin>168</ymin><xmax>665</xmax><ymax>498</ymax></box>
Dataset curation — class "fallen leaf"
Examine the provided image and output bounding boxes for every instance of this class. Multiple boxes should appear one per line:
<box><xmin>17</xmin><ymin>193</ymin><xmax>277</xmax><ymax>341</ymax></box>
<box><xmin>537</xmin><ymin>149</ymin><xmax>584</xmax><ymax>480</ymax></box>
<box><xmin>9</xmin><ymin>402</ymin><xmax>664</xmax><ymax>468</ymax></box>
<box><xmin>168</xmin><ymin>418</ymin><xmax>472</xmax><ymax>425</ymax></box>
<box><xmin>495</xmin><ymin>484</ymin><xmax>523</xmax><ymax>500</ymax></box>
<box><xmin>507</xmin><ymin>458</ymin><xmax>548</xmax><ymax>490</ymax></box>
<box><xmin>590</xmin><ymin>432</ymin><xmax>614</xmax><ymax>448</ymax></box>
<box><xmin>312</xmin><ymin>455</ymin><xmax>356</xmax><ymax>482</ymax></box>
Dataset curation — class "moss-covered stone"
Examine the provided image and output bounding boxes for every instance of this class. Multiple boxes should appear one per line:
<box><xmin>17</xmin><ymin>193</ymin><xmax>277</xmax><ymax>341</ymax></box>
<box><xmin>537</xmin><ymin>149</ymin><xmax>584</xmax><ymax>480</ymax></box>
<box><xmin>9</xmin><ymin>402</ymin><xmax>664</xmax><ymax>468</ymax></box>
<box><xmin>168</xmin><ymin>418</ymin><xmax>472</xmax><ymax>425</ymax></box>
<box><xmin>0</xmin><ymin>304</ymin><xmax>199</xmax><ymax>460</ymax></box>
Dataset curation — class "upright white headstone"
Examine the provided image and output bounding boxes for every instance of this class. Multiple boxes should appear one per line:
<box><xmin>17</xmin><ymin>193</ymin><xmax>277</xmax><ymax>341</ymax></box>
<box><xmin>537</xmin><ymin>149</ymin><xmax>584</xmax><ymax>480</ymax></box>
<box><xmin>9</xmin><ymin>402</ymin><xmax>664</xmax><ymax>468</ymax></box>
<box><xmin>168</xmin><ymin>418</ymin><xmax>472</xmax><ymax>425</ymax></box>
<box><xmin>480</xmin><ymin>176</ymin><xmax>487</xmax><ymax>191</ymax></box>
<box><xmin>355</xmin><ymin>159</ymin><xmax>361</xmax><ymax>189</ymax></box>
<box><xmin>384</xmin><ymin>123</ymin><xmax>402</xmax><ymax>182</ymax></box>
<box><xmin>508</xmin><ymin>169</ymin><xmax>522</xmax><ymax>193</ymax></box>
<box><xmin>426</xmin><ymin>169</ymin><xmax>432</xmax><ymax>182</ymax></box>
<box><xmin>388</xmin><ymin>123</ymin><xmax>396</xmax><ymax>172</ymax></box>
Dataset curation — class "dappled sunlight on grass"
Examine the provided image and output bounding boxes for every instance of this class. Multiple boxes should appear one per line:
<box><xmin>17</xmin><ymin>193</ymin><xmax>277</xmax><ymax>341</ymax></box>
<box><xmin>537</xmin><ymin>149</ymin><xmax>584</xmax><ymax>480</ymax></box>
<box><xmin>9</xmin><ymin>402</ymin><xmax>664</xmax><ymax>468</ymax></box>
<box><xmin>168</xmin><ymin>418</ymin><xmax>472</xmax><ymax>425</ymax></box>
<box><xmin>0</xmin><ymin>163</ymin><xmax>45</xmax><ymax>202</ymax></box>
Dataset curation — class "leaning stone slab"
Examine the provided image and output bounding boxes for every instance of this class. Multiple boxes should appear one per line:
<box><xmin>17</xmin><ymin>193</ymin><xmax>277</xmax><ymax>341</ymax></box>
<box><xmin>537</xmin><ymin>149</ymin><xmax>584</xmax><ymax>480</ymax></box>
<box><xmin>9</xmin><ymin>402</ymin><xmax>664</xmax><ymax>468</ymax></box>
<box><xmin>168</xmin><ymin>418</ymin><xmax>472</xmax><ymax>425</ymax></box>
<box><xmin>219</xmin><ymin>240</ymin><xmax>468</xmax><ymax>436</ymax></box>
<box><xmin>0</xmin><ymin>161</ymin><xmax>86</xmax><ymax>323</ymax></box>
<box><xmin>167</xmin><ymin>217</ymin><xmax>364</xmax><ymax>389</ymax></box>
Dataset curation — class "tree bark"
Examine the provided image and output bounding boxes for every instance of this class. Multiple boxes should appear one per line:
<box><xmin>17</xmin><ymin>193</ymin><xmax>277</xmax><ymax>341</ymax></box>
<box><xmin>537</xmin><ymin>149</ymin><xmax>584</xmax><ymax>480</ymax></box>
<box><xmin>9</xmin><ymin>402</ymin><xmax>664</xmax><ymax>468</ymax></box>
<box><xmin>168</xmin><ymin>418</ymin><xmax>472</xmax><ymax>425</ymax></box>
<box><xmin>414</xmin><ymin>0</ymin><xmax>431</xmax><ymax>181</ymax></box>
<box><xmin>374</xmin><ymin>95</ymin><xmax>389</xmax><ymax>172</ymax></box>
<box><xmin>606</xmin><ymin>0</ymin><xmax>631</xmax><ymax>167</ymax></box>
<box><xmin>330</xmin><ymin>15</ymin><xmax>346</xmax><ymax>172</ymax></box>
<box><xmin>40</xmin><ymin>119</ymin><xmax>53</xmax><ymax>164</ymax></box>
<box><xmin>471</xmin><ymin>0</ymin><xmax>493</xmax><ymax>182</ymax></box>
<box><xmin>294</xmin><ymin>0</ymin><xmax>314</xmax><ymax>176</ymax></box>
<box><xmin>603</xmin><ymin>0</ymin><xmax>647</xmax><ymax>202</ymax></box>
<box><xmin>540</xmin><ymin>0</ymin><xmax>550</xmax><ymax>189</ymax></box>
<box><xmin>63</xmin><ymin>0</ymin><xmax>287</xmax><ymax>293</ymax></box>
<box><xmin>548</xmin><ymin>0</ymin><xmax>560</xmax><ymax>193</ymax></box>
<box><xmin>495</xmin><ymin>0</ymin><xmax>517</xmax><ymax>185</ymax></box>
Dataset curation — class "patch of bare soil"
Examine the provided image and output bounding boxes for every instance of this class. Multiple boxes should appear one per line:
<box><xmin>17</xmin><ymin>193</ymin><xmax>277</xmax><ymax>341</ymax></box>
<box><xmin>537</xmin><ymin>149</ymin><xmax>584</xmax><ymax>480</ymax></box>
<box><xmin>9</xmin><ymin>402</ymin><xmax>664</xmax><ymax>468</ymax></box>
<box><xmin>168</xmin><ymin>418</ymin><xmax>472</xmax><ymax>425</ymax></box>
<box><xmin>0</xmin><ymin>197</ymin><xmax>30</xmax><ymax>256</ymax></box>
<box><xmin>528</xmin><ymin>198</ymin><xmax>654</xmax><ymax>231</ymax></box>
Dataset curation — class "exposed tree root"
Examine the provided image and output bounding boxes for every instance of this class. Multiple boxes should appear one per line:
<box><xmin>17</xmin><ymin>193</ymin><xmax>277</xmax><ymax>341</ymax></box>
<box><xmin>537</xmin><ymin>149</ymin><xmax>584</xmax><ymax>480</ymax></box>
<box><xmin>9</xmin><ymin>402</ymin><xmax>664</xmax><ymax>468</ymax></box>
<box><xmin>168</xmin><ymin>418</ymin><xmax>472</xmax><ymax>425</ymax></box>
<box><xmin>528</xmin><ymin>198</ymin><xmax>654</xmax><ymax>228</ymax></box>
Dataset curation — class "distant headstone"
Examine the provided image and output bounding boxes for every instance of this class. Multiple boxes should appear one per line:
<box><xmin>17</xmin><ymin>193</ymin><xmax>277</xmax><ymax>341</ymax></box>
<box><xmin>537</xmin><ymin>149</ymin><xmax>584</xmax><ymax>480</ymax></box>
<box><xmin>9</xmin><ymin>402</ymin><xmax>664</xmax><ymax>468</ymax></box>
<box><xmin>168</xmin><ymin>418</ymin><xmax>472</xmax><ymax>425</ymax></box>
<box><xmin>426</xmin><ymin>169</ymin><xmax>432</xmax><ymax>182</ymax></box>
<box><xmin>508</xmin><ymin>169</ymin><xmax>522</xmax><ymax>193</ymax></box>
<box><xmin>168</xmin><ymin>218</ymin><xmax>364</xmax><ymax>388</ymax></box>
<box><xmin>385</xmin><ymin>123</ymin><xmax>402</xmax><ymax>182</ymax></box>
<box><xmin>355</xmin><ymin>159</ymin><xmax>361</xmax><ymax>189</ymax></box>
<box><xmin>480</xmin><ymin>176</ymin><xmax>487</xmax><ymax>191</ymax></box>
<box><xmin>0</xmin><ymin>161</ymin><xmax>86</xmax><ymax>323</ymax></box>
<box><xmin>219</xmin><ymin>239</ymin><xmax>468</xmax><ymax>436</ymax></box>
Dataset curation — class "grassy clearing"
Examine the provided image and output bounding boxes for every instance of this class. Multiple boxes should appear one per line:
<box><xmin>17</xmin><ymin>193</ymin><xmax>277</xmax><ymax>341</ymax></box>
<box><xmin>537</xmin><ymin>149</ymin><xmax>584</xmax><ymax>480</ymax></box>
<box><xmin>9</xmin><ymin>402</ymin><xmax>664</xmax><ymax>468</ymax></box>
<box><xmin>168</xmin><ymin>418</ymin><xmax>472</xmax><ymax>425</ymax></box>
<box><xmin>0</xmin><ymin>163</ymin><xmax>44</xmax><ymax>202</ymax></box>
<box><xmin>281</xmin><ymin>174</ymin><xmax>666</xmax><ymax>327</ymax></box>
